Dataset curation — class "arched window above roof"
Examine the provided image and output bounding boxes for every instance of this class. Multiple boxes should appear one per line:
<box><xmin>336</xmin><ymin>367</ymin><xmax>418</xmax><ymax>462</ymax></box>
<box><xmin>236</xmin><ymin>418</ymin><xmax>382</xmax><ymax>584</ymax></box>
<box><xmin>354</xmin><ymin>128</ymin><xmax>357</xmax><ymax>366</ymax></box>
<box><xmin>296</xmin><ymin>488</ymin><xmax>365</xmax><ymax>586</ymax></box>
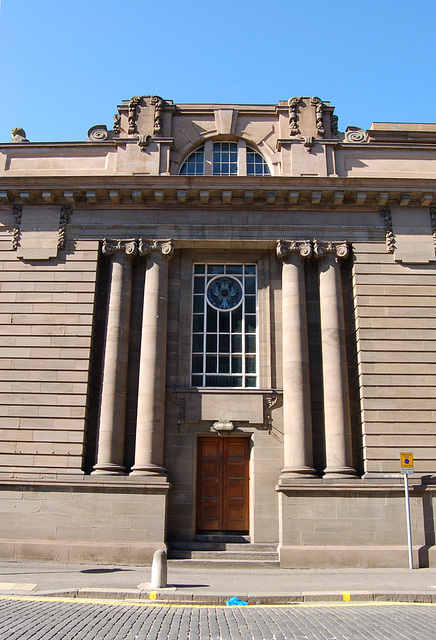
<box><xmin>179</xmin><ymin>141</ymin><xmax>271</xmax><ymax>176</ymax></box>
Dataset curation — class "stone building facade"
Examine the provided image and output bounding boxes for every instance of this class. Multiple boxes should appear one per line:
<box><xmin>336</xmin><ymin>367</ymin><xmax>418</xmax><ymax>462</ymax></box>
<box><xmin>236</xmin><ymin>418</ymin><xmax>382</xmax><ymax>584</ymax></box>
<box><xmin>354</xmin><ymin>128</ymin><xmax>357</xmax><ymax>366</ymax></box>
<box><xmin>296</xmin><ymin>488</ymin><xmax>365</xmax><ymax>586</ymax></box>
<box><xmin>0</xmin><ymin>96</ymin><xmax>435</xmax><ymax>567</ymax></box>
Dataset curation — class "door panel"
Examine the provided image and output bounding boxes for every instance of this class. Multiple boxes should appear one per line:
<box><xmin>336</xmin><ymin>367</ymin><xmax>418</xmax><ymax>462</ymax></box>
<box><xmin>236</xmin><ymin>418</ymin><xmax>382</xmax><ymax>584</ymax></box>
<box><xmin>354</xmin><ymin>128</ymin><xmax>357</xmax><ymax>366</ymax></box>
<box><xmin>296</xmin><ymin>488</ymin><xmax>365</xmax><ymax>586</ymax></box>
<box><xmin>196</xmin><ymin>436</ymin><xmax>249</xmax><ymax>532</ymax></box>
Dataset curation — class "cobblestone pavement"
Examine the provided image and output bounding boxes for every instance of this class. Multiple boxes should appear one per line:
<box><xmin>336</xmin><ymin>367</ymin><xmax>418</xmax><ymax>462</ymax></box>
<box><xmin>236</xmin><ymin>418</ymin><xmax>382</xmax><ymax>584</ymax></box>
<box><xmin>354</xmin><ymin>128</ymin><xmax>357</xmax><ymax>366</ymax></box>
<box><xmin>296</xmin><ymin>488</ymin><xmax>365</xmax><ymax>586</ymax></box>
<box><xmin>0</xmin><ymin>599</ymin><xmax>436</xmax><ymax>640</ymax></box>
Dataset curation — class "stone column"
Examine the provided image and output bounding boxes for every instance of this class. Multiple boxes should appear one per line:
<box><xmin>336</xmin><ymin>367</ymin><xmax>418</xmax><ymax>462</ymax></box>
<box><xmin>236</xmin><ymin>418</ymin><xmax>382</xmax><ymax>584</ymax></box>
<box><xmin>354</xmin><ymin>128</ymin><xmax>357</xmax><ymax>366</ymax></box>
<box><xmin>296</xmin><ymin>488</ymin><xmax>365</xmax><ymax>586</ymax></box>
<box><xmin>93</xmin><ymin>239</ymin><xmax>136</xmax><ymax>475</ymax></box>
<box><xmin>130</xmin><ymin>240</ymin><xmax>173</xmax><ymax>476</ymax></box>
<box><xmin>277</xmin><ymin>240</ymin><xmax>316</xmax><ymax>481</ymax></box>
<box><xmin>315</xmin><ymin>241</ymin><xmax>356</xmax><ymax>477</ymax></box>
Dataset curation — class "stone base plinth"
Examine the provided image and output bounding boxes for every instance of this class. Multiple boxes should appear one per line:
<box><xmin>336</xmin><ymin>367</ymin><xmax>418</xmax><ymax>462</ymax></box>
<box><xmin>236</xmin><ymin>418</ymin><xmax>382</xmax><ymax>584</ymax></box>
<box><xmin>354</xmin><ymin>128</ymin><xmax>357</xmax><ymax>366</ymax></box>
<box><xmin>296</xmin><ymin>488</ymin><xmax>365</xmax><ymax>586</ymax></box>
<box><xmin>0</xmin><ymin>480</ymin><xmax>169</xmax><ymax>565</ymax></box>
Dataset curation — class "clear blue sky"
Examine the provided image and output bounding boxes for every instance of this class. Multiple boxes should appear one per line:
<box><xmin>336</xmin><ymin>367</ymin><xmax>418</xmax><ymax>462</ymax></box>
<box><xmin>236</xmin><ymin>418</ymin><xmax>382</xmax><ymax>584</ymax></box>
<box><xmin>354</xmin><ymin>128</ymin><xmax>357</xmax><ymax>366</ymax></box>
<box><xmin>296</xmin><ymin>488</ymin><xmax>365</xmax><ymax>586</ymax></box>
<box><xmin>1</xmin><ymin>0</ymin><xmax>435</xmax><ymax>142</ymax></box>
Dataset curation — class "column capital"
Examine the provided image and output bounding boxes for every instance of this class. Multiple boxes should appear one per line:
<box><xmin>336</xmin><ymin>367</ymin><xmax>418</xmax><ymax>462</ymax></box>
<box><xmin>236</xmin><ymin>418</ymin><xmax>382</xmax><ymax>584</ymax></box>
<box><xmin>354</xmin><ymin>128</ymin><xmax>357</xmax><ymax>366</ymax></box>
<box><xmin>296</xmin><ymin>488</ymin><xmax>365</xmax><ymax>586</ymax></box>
<box><xmin>138</xmin><ymin>239</ymin><xmax>174</xmax><ymax>260</ymax></box>
<box><xmin>313</xmin><ymin>240</ymin><xmax>349</xmax><ymax>261</ymax></box>
<box><xmin>102</xmin><ymin>238</ymin><xmax>137</xmax><ymax>256</ymax></box>
<box><xmin>276</xmin><ymin>239</ymin><xmax>312</xmax><ymax>260</ymax></box>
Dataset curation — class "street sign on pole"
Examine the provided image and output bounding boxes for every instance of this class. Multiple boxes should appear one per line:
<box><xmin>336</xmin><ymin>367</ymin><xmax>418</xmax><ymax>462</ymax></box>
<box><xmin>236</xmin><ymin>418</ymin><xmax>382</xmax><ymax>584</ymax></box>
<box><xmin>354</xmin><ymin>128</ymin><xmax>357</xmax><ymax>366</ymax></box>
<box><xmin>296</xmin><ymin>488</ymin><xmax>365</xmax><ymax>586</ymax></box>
<box><xmin>400</xmin><ymin>452</ymin><xmax>414</xmax><ymax>474</ymax></box>
<box><xmin>400</xmin><ymin>452</ymin><xmax>414</xmax><ymax>569</ymax></box>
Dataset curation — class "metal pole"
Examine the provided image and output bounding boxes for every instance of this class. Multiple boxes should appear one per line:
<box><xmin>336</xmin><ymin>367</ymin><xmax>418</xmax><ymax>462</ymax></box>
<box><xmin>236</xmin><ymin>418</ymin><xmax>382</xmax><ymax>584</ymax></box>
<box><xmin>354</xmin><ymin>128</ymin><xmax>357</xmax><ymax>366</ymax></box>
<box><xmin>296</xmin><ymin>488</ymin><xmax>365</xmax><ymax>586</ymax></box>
<box><xmin>404</xmin><ymin>472</ymin><xmax>413</xmax><ymax>569</ymax></box>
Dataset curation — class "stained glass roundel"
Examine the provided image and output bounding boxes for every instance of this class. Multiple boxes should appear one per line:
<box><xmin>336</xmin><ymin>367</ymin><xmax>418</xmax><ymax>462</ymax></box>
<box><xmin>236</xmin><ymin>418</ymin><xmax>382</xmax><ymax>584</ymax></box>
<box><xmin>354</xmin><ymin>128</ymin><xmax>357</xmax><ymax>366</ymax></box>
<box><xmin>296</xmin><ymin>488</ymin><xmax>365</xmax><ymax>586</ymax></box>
<box><xmin>206</xmin><ymin>276</ymin><xmax>243</xmax><ymax>311</ymax></box>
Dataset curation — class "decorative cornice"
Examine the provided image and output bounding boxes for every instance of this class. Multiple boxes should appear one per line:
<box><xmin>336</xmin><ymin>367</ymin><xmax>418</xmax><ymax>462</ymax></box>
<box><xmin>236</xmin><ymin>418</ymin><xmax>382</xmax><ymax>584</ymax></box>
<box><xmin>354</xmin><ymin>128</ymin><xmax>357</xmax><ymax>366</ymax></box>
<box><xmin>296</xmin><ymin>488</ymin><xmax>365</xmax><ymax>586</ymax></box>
<box><xmin>310</xmin><ymin>97</ymin><xmax>325</xmax><ymax>137</ymax></box>
<box><xmin>128</xmin><ymin>96</ymin><xmax>145</xmax><ymax>135</ymax></box>
<box><xmin>1</xmin><ymin>186</ymin><xmax>433</xmax><ymax>209</ymax></box>
<box><xmin>58</xmin><ymin>203</ymin><xmax>72</xmax><ymax>250</ymax></box>
<box><xmin>379</xmin><ymin>206</ymin><xmax>395</xmax><ymax>253</ymax></box>
<box><xmin>11</xmin><ymin>204</ymin><xmax>22</xmax><ymax>250</ymax></box>
<box><xmin>313</xmin><ymin>240</ymin><xmax>349</xmax><ymax>260</ymax></box>
<box><xmin>138</xmin><ymin>239</ymin><xmax>174</xmax><ymax>259</ymax></box>
<box><xmin>102</xmin><ymin>238</ymin><xmax>137</xmax><ymax>256</ymax></box>
<box><xmin>276</xmin><ymin>239</ymin><xmax>312</xmax><ymax>259</ymax></box>
<box><xmin>288</xmin><ymin>97</ymin><xmax>301</xmax><ymax>136</ymax></box>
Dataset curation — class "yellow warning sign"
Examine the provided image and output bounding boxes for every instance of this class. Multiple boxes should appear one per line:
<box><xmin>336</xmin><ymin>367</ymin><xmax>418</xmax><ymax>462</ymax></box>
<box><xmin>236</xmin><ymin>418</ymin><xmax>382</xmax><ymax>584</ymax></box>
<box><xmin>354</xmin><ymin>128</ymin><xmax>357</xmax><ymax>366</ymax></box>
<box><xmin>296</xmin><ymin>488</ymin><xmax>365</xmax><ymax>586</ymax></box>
<box><xmin>400</xmin><ymin>453</ymin><xmax>414</xmax><ymax>468</ymax></box>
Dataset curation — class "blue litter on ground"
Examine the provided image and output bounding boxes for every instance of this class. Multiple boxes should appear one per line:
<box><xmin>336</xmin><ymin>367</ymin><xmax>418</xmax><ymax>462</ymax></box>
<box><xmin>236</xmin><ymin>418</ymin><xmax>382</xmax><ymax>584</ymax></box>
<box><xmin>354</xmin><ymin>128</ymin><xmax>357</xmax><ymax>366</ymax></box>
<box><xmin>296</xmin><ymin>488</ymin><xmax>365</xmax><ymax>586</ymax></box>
<box><xmin>226</xmin><ymin>596</ymin><xmax>248</xmax><ymax>606</ymax></box>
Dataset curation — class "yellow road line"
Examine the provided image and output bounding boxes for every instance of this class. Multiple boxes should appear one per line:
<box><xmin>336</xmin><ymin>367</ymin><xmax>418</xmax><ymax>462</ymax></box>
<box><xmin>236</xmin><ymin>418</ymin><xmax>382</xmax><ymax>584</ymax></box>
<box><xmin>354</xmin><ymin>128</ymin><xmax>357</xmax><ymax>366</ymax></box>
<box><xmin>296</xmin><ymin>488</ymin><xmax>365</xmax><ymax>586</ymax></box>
<box><xmin>0</xmin><ymin>595</ymin><xmax>434</xmax><ymax>608</ymax></box>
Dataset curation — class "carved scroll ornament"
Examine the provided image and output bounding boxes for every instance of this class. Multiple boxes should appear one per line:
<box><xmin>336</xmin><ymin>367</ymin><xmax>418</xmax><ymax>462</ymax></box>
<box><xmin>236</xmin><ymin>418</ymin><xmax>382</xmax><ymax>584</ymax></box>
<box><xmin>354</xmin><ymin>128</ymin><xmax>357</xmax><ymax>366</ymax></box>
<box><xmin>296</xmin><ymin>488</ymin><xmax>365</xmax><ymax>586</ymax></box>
<box><xmin>128</xmin><ymin>95</ymin><xmax>145</xmax><ymax>135</ymax></box>
<box><xmin>310</xmin><ymin>97</ymin><xmax>325</xmax><ymax>137</ymax></box>
<box><xmin>313</xmin><ymin>240</ymin><xmax>349</xmax><ymax>261</ymax></box>
<box><xmin>288</xmin><ymin>97</ymin><xmax>302</xmax><ymax>136</ymax></box>
<box><xmin>345</xmin><ymin>127</ymin><xmax>367</xmax><ymax>143</ymax></box>
<box><xmin>58</xmin><ymin>204</ymin><xmax>72</xmax><ymax>250</ymax></box>
<box><xmin>379</xmin><ymin>207</ymin><xmax>395</xmax><ymax>253</ymax></box>
<box><xmin>150</xmin><ymin>96</ymin><xmax>163</xmax><ymax>136</ymax></box>
<box><xmin>11</xmin><ymin>204</ymin><xmax>22</xmax><ymax>250</ymax></box>
<box><xmin>138</xmin><ymin>239</ymin><xmax>174</xmax><ymax>259</ymax></box>
<box><xmin>431</xmin><ymin>208</ymin><xmax>436</xmax><ymax>251</ymax></box>
<box><xmin>102</xmin><ymin>238</ymin><xmax>138</xmax><ymax>256</ymax></box>
<box><xmin>276</xmin><ymin>239</ymin><xmax>313</xmax><ymax>259</ymax></box>
<box><xmin>113</xmin><ymin>114</ymin><xmax>121</xmax><ymax>135</ymax></box>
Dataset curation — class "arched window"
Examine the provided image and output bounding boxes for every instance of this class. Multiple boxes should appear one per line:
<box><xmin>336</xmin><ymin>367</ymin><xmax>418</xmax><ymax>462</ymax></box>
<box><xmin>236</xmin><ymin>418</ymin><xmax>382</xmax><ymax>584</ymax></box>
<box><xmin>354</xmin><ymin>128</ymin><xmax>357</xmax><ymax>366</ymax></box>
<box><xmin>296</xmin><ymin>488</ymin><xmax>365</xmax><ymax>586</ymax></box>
<box><xmin>179</xmin><ymin>141</ymin><xmax>270</xmax><ymax>176</ymax></box>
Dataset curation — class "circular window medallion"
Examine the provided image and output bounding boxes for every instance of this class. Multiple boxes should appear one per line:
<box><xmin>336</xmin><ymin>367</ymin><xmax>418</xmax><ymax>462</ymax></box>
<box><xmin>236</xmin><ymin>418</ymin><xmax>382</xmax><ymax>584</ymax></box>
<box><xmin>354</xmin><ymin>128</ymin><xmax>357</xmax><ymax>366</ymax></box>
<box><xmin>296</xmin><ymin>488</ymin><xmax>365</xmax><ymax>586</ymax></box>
<box><xmin>206</xmin><ymin>276</ymin><xmax>243</xmax><ymax>311</ymax></box>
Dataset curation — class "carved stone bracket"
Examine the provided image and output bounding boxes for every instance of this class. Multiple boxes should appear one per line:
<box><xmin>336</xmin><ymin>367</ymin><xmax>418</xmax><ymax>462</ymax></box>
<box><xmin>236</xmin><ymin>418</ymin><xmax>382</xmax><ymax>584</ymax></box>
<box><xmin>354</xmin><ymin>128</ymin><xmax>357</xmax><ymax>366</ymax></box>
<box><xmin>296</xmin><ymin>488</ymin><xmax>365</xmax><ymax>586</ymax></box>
<box><xmin>102</xmin><ymin>238</ymin><xmax>138</xmax><ymax>256</ymax></box>
<box><xmin>313</xmin><ymin>240</ymin><xmax>349</xmax><ymax>261</ymax></box>
<box><xmin>150</xmin><ymin>96</ymin><xmax>163</xmax><ymax>136</ymax></box>
<box><xmin>128</xmin><ymin>96</ymin><xmax>145</xmax><ymax>135</ymax></box>
<box><xmin>11</xmin><ymin>204</ymin><xmax>22</xmax><ymax>250</ymax></box>
<box><xmin>288</xmin><ymin>97</ymin><xmax>302</xmax><ymax>136</ymax></box>
<box><xmin>310</xmin><ymin>97</ymin><xmax>325</xmax><ymax>137</ymax></box>
<box><xmin>138</xmin><ymin>134</ymin><xmax>151</xmax><ymax>151</ymax></box>
<box><xmin>276</xmin><ymin>239</ymin><xmax>313</xmax><ymax>260</ymax></box>
<box><xmin>302</xmin><ymin>136</ymin><xmax>314</xmax><ymax>153</ymax></box>
<box><xmin>138</xmin><ymin>239</ymin><xmax>174</xmax><ymax>260</ymax></box>
<box><xmin>263</xmin><ymin>392</ymin><xmax>280</xmax><ymax>433</ymax></box>
<box><xmin>58</xmin><ymin>204</ymin><xmax>72</xmax><ymax>250</ymax></box>
<box><xmin>379</xmin><ymin>207</ymin><xmax>395</xmax><ymax>253</ymax></box>
<box><xmin>431</xmin><ymin>208</ymin><xmax>436</xmax><ymax>252</ymax></box>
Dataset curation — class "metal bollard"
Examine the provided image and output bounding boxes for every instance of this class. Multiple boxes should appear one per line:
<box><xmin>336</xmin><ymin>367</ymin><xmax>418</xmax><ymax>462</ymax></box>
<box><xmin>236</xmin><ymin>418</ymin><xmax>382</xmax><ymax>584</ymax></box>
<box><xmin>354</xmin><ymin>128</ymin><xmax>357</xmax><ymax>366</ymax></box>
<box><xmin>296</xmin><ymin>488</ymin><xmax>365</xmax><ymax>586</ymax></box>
<box><xmin>150</xmin><ymin>548</ymin><xmax>167</xmax><ymax>589</ymax></box>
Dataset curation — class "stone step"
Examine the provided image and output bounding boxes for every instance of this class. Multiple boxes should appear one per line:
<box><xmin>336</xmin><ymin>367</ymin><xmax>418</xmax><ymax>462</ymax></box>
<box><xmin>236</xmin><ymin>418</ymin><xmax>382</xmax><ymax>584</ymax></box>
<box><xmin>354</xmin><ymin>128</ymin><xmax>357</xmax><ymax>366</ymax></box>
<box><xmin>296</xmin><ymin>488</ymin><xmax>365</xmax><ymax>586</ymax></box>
<box><xmin>169</xmin><ymin>542</ymin><xmax>277</xmax><ymax>553</ymax></box>
<box><xmin>167</xmin><ymin>542</ymin><xmax>279</xmax><ymax>565</ymax></box>
<box><xmin>167</xmin><ymin>558</ymin><xmax>280</xmax><ymax>569</ymax></box>
<box><xmin>168</xmin><ymin>550</ymin><xmax>279</xmax><ymax>561</ymax></box>
<box><xmin>195</xmin><ymin>534</ymin><xmax>251</xmax><ymax>544</ymax></box>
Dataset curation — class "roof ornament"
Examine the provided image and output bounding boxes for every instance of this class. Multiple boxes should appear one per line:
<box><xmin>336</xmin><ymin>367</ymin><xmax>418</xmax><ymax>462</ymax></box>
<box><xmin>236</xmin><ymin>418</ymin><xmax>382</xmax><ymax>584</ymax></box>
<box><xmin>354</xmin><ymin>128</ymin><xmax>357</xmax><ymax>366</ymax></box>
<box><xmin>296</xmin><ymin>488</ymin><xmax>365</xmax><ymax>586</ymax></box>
<box><xmin>344</xmin><ymin>126</ymin><xmax>367</xmax><ymax>143</ymax></box>
<box><xmin>10</xmin><ymin>127</ymin><xmax>28</xmax><ymax>143</ymax></box>
<box><xmin>87</xmin><ymin>125</ymin><xmax>108</xmax><ymax>142</ymax></box>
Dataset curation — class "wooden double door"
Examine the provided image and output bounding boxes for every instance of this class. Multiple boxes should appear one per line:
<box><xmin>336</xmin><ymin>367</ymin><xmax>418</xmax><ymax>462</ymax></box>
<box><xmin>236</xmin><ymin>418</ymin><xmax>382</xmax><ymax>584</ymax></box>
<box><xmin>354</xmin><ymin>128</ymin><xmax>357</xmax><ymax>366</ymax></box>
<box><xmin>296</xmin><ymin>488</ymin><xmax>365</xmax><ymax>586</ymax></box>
<box><xmin>196</xmin><ymin>436</ymin><xmax>249</xmax><ymax>533</ymax></box>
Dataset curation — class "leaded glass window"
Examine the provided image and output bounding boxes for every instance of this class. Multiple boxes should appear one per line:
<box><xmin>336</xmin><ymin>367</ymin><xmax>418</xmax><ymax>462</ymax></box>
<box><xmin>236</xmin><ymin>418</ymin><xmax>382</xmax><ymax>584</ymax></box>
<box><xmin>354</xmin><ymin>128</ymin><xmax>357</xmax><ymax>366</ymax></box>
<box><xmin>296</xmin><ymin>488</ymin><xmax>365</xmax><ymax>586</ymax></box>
<box><xmin>191</xmin><ymin>264</ymin><xmax>257</xmax><ymax>388</ymax></box>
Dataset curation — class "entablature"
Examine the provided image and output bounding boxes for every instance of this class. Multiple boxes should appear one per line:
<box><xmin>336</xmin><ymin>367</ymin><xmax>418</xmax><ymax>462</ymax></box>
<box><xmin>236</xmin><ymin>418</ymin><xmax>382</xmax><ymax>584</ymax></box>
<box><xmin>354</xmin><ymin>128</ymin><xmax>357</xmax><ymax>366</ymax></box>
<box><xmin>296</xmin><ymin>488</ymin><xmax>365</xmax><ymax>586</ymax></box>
<box><xmin>0</xmin><ymin>178</ymin><xmax>434</xmax><ymax>209</ymax></box>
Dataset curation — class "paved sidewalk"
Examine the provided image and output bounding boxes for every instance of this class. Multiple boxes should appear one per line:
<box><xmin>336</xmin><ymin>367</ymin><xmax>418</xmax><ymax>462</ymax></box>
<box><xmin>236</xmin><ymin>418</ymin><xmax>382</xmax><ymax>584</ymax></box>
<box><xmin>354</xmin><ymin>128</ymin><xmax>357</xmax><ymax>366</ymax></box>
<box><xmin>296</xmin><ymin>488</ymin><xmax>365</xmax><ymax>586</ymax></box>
<box><xmin>0</xmin><ymin>562</ymin><xmax>436</xmax><ymax>604</ymax></box>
